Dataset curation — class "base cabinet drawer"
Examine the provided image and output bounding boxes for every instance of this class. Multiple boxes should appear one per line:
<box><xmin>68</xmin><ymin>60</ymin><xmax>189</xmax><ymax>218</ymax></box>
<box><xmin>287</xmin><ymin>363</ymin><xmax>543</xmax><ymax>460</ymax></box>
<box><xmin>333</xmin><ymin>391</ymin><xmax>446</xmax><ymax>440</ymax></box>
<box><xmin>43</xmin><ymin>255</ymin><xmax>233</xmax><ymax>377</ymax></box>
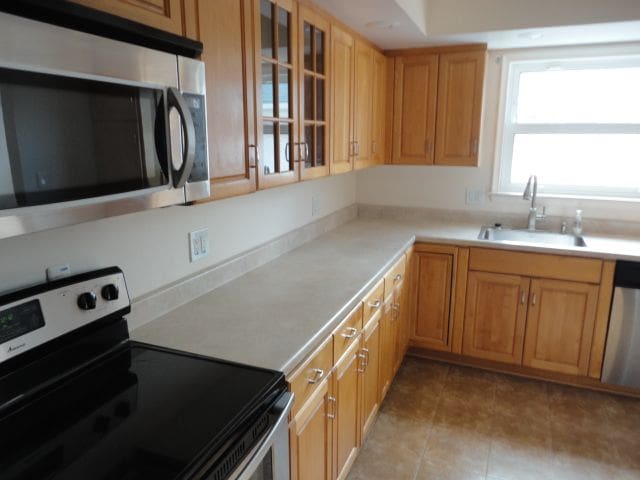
<box><xmin>289</xmin><ymin>336</ymin><xmax>334</xmax><ymax>417</ymax></box>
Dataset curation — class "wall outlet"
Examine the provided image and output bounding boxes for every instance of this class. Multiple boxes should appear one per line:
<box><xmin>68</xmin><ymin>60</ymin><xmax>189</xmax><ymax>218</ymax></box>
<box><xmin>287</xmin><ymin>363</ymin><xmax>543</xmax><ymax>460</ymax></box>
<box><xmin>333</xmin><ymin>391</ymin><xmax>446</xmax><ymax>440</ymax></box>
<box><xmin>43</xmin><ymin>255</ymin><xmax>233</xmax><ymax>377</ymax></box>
<box><xmin>46</xmin><ymin>264</ymin><xmax>71</xmax><ymax>281</ymax></box>
<box><xmin>311</xmin><ymin>194</ymin><xmax>321</xmax><ymax>217</ymax></box>
<box><xmin>189</xmin><ymin>228</ymin><xmax>209</xmax><ymax>262</ymax></box>
<box><xmin>465</xmin><ymin>187</ymin><xmax>485</xmax><ymax>205</ymax></box>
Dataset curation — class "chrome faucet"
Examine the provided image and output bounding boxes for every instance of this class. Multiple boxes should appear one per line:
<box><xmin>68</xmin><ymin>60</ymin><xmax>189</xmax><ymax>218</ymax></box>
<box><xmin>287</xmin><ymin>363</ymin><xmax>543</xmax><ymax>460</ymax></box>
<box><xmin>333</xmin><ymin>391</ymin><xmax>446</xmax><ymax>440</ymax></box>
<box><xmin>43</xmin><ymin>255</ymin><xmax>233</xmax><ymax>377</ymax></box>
<box><xmin>523</xmin><ymin>175</ymin><xmax>546</xmax><ymax>230</ymax></box>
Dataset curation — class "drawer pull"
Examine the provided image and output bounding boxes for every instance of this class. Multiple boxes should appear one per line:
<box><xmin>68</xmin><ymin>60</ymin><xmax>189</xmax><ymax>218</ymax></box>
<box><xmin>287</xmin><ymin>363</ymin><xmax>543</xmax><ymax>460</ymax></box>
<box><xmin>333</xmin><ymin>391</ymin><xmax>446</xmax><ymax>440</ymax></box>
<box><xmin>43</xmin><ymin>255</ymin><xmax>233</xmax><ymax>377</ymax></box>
<box><xmin>307</xmin><ymin>368</ymin><xmax>324</xmax><ymax>384</ymax></box>
<box><xmin>341</xmin><ymin>327</ymin><xmax>358</xmax><ymax>339</ymax></box>
<box><xmin>394</xmin><ymin>273</ymin><xmax>403</xmax><ymax>283</ymax></box>
<box><xmin>368</xmin><ymin>299</ymin><xmax>381</xmax><ymax>308</ymax></box>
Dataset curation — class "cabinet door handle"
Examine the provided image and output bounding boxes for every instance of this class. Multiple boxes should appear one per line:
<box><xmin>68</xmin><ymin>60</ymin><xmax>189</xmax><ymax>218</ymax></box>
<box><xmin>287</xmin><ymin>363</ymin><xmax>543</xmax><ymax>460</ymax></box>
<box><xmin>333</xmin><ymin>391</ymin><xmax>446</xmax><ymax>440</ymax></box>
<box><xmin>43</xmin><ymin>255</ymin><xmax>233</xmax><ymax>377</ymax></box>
<box><xmin>372</xmin><ymin>140</ymin><xmax>377</xmax><ymax>154</ymax></box>
<box><xmin>394</xmin><ymin>273</ymin><xmax>403</xmax><ymax>283</ymax></box>
<box><xmin>307</xmin><ymin>368</ymin><xmax>324</xmax><ymax>384</ymax></box>
<box><xmin>357</xmin><ymin>351</ymin><xmax>367</xmax><ymax>373</ymax></box>
<box><xmin>521</xmin><ymin>292</ymin><xmax>526</xmax><ymax>305</ymax></box>
<box><xmin>531</xmin><ymin>293</ymin><xmax>537</xmax><ymax>306</ymax></box>
<box><xmin>368</xmin><ymin>299</ymin><xmax>381</xmax><ymax>308</ymax></box>
<box><xmin>248</xmin><ymin>144</ymin><xmax>259</xmax><ymax>168</ymax></box>
<box><xmin>327</xmin><ymin>395</ymin><xmax>336</xmax><ymax>419</ymax></box>
<box><xmin>362</xmin><ymin>347</ymin><xmax>370</xmax><ymax>366</ymax></box>
<box><xmin>425</xmin><ymin>139</ymin><xmax>433</xmax><ymax>153</ymax></box>
<box><xmin>341</xmin><ymin>327</ymin><xmax>358</xmax><ymax>339</ymax></box>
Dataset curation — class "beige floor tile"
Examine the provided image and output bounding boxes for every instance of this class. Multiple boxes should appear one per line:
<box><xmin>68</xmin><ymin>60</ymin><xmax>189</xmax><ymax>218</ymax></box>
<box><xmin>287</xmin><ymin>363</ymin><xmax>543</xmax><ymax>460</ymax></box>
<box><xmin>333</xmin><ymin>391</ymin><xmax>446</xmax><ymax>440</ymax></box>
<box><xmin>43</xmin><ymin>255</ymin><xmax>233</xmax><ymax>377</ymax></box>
<box><xmin>347</xmin><ymin>358</ymin><xmax>640</xmax><ymax>480</ymax></box>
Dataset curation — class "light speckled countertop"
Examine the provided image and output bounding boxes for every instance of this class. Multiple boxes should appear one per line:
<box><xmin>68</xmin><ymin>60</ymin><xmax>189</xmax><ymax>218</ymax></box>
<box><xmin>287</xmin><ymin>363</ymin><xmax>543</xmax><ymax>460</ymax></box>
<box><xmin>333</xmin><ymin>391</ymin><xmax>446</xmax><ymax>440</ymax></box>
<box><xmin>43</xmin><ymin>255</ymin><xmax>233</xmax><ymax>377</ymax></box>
<box><xmin>131</xmin><ymin>217</ymin><xmax>640</xmax><ymax>377</ymax></box>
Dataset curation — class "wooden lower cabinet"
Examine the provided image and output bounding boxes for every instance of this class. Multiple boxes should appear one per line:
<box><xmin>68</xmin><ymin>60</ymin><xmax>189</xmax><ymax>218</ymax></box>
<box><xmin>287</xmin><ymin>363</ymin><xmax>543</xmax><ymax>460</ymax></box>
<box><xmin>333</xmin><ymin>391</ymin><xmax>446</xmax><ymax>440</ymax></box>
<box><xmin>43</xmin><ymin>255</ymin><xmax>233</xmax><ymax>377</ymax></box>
<box><xmin>523</xmin><ymin>279</ymin><xmax>599</xmax><ymax>376</ymax></box>
<box><xmin>413</xmin><ymin>249</ymin><xmax>454</xmax><ymax>350</ymax></box>
<box><xmin>333</xmin><ymin>339</ymin><xmax>361</xmax><ymax>480</ymax></box>
<box><xmin>360</xmin><ymin>314</ymin><xmax>381</xmax><ymax>440</ymax></box>
<box><xmin>290</xmin><ymin>376</ymin><xmax>333</xmax><ymax>480</ymax></box>
<box><xmin>378</xmin><ymin>296</ymin><xmax>395</xmax><ymax>400</ymax></box>
<box><xmin>462</xmin><ymin>271</ymin><xmax>530</xmax><ymax>365</ymax></box>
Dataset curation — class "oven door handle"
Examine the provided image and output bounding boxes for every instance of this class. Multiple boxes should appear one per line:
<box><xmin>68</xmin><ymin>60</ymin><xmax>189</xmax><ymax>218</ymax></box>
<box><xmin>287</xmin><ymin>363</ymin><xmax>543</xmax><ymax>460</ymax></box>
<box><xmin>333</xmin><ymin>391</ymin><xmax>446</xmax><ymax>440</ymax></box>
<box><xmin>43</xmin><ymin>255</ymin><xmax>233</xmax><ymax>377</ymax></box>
<box><xmin>225</xmin><ymin>391</ymin><xmax>294</xmax><ymax>480</ymax></box>
<box><xmin>167</xmin><ymin>87</ymin><xmax>196</xmax><ymax>189</ymax></box>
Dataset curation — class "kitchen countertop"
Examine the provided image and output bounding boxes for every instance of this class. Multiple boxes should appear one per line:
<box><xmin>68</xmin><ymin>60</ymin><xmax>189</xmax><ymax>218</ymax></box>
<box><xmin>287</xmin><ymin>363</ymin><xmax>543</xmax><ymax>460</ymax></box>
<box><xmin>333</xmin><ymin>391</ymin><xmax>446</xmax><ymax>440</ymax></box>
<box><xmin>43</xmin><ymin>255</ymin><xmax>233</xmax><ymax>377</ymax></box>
<box><xmin>131</xmin><ymin>217</ymin><xmax>640</xmax><ymax>377</ymax></box>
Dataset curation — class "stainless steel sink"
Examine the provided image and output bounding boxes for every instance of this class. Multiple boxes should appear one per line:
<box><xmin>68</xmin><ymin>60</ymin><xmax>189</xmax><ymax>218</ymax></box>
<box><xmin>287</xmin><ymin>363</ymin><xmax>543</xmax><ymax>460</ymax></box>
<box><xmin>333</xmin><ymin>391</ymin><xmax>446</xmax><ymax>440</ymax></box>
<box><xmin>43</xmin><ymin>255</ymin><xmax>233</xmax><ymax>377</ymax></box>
<box><xmin>478</xmin><ymin>226</ymin><xmax>587</xmax><ymax>247</ymax></box>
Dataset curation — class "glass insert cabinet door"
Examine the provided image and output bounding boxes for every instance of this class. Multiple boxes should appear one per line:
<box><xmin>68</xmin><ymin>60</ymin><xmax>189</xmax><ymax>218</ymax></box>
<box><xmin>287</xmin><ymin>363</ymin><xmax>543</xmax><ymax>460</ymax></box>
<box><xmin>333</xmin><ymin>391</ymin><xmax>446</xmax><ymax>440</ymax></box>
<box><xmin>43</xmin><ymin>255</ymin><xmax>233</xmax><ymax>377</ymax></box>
<box><xmin>299</xmin><ymin>6</ymin><xmax>329</xmax><ymax>180</ymax></box>
<box><xmin>257</xmin><ymin>0</ymin><xmax>299</xmax><ymax>188</ymax></box>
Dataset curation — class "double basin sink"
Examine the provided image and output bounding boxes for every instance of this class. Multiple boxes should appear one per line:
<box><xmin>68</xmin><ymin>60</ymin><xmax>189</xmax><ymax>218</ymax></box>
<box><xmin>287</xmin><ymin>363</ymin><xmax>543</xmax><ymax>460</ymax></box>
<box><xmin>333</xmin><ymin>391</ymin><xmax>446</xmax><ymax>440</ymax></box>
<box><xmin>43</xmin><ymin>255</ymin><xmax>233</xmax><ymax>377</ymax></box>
<box><xmin>478</xmin><ymin>225</ymin><xmax>587</xmax><ymax>248</ymax></box>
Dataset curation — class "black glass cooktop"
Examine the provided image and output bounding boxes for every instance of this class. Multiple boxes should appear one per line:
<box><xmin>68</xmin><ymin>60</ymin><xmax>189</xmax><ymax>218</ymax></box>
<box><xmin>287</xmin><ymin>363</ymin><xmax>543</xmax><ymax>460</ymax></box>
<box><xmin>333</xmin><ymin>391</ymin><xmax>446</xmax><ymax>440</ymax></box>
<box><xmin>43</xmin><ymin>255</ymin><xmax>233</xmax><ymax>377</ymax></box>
<box><xmin>0</xmin><ymin>341</ymin><xmax>285</xmax><ymax>480</ymax></box>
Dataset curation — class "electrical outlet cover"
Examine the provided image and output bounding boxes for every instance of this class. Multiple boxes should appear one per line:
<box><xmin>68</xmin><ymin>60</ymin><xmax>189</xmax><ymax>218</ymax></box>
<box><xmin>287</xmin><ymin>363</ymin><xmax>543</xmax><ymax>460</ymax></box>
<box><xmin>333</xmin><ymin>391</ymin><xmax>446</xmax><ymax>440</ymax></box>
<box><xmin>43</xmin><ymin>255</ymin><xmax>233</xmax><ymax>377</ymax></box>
<box><xmin>189</xmin><ymin>228</ymin><xmax>209</xmax><ymax>262</ymax></box>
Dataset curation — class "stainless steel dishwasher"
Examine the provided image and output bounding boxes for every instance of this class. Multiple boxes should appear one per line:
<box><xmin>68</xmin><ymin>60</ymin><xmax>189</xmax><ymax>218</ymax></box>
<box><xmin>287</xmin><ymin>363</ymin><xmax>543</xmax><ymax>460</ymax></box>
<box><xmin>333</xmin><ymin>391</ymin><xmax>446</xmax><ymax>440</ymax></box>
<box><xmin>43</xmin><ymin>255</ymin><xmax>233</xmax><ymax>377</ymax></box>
<box><xmin>602</xmin><ymin>261</ymin><xmax>640</xmax><ymax>389</ymax></box>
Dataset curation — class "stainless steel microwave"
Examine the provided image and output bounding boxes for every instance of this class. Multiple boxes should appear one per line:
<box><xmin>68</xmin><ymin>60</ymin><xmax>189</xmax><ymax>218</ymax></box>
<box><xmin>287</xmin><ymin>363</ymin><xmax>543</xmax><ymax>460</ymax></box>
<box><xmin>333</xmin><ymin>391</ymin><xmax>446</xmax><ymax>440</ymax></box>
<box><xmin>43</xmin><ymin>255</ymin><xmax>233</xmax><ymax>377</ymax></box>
<box><xmin>0</xmin><ymin>12</ymin><xmax>210</xmax><ymax>240</ymax></box>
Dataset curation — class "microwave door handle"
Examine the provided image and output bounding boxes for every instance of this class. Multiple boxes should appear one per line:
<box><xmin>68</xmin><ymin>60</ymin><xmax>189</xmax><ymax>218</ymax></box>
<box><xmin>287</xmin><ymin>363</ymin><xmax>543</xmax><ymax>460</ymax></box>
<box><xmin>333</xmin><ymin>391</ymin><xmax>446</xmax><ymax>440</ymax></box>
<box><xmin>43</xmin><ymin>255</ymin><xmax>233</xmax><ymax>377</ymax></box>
<box><xmin>167</xmin><ymin>87</ymin><xmax>196</xmax><ymax>188</ymax></box>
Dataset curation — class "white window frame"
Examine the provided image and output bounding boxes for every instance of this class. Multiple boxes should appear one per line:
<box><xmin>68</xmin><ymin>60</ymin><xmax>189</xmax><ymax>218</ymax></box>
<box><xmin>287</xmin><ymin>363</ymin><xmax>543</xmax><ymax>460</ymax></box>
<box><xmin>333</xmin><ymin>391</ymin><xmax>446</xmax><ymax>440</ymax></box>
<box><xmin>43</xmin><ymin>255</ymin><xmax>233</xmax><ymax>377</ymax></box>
<box><xmin>493</xmin><ymin>44</ymin><xmax>640</xmax><ymax>200</ymax></box>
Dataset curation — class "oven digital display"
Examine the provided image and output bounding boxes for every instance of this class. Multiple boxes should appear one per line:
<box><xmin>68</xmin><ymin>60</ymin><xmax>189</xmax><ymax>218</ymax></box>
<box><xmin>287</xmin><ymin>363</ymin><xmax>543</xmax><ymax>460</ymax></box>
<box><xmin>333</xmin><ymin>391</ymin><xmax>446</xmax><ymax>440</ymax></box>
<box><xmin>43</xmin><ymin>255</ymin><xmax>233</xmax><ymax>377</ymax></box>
<box><xmin>0</xmin><ymin>299</ymin><xmax>45</xmax><ymax>345</ymax></box>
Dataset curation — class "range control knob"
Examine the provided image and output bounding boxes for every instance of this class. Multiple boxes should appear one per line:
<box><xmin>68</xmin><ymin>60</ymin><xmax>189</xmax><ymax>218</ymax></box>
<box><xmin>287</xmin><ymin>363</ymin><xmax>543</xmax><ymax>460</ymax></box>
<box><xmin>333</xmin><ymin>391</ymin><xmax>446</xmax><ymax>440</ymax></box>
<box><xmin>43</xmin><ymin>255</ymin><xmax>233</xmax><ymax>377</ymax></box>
<box><xmin>101</xmin><ymin>284</ymin><xmax>119</xmax><ymax>301</ymax></box>
<box><xmin>77</xmin><ymin>292</ymin><xmax>97</xmax><ymax>310</ymax></box>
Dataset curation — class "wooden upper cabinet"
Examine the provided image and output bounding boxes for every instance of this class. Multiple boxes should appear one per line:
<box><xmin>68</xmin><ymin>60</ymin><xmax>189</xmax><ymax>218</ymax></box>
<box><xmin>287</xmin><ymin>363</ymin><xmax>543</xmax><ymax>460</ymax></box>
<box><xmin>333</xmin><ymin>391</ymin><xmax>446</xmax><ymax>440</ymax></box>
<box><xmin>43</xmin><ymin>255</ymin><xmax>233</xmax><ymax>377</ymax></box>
<box><xmin>330</xmin><ymin>25</ymin><xmax>355</xmax><ymax>175</ymax></box>
<box><xmin>254</xmin><ymin>0</ymin><xmax>300</xmax><ymax>189</ymax></box>
<box><xmin>353</xmin><ymin>41</ymin><xmax>375</xmax><ymax>170</ymax></box>
<box><xmin>298</xmin><ymin>6</ymin><xmax>330</xmax><ymax>180</ymax></box>
<box><xmin>523</xmin><ymin>279</ymin><xmax>599</xmax><ymax>376</ymax></box>
<box><xmin>372</xmin><ymin>51</ymin><xmax>387</xmax><ymax>165</ymax></box>
<box><xmin>69</xmin><ymin>0</ymin><xmax>192</xmax><ymax>37</ymax></box>
<box><xmin>462</xmin><ymin>271</ymin><xmax>530</xmax><ymax>365</ymax></box>
<box><xmin>199</xmin><ymin>0</ymin><xmax>257</xmax><ymax>200</ymax></box>
<box><xmin>392</xmin><ymin>54</ymin><xmax>438</xmax><ymax>165</ymax></box>
<box><xmin>434</xmin><ymin>50</ymin><xmax>485</xmax><ymax>166</ymax></box>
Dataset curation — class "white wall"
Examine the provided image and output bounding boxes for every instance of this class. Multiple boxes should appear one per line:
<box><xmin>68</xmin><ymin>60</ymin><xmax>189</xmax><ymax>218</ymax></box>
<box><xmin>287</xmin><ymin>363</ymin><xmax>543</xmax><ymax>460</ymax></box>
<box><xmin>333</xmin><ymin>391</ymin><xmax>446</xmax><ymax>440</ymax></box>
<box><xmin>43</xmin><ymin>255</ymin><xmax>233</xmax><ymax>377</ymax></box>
<box><xmin>0</xmin><ymin>173</ymin><xmax>356</xmax><ymax>298</ymax></box>
<box><xmin>356</xmin><ymin>47</ymin><xmax>640</xmax><ymax>224</ymax></box>
<box><xmin>425</xmin><ymin>0</ymin><xmax>640</xmax><ymax>35</ymax></box>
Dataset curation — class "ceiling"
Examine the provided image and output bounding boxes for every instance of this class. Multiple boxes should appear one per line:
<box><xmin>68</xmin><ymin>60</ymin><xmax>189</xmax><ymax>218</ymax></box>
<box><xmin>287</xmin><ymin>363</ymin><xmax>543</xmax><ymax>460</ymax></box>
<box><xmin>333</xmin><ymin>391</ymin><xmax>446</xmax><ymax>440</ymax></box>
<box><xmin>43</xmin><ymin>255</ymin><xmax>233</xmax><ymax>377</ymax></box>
<box><xmin>311</xmin><ymin>0</ymin><xmax>640</xmax><ymax>50</ymax></box>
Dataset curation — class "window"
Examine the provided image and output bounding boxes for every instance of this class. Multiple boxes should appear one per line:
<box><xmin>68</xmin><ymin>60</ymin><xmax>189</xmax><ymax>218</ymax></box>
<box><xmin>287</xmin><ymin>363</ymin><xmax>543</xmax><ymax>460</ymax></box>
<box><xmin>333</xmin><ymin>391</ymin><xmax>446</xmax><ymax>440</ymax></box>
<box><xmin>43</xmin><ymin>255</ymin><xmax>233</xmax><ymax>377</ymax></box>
<box><xmin>496</xmin><ymin>51</ymin><xmax>640</xmax><ymax>199</ymax></box>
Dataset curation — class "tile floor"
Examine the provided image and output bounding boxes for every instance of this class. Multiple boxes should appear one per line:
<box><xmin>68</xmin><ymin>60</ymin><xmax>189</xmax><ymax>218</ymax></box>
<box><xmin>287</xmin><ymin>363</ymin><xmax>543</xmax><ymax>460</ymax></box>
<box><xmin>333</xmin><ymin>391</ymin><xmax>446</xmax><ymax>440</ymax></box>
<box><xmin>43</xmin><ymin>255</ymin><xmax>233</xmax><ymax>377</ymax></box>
<box><xmin>347</xmin><ymin>356</ymin><xmax>640</xmax><ymax>480</ymax></box>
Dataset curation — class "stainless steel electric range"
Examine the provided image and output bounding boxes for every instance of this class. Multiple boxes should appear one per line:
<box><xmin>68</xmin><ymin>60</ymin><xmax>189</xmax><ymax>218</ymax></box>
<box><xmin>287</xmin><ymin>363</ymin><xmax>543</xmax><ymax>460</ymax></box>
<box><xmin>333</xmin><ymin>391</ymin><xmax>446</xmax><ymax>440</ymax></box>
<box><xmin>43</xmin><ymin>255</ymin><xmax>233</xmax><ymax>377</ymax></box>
<box><xmin>0</xmin><ymin>267</ymin><xmax>292</xmax><ymax>480</ymax></box>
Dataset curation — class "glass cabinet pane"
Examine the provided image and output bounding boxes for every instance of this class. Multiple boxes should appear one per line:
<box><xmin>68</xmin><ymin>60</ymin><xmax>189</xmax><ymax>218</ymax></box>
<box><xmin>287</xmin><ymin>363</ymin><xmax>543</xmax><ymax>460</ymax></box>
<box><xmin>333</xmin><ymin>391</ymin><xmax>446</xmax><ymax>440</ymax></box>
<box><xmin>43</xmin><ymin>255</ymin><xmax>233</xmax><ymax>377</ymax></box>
<box><xmin>315</xmin><ymin>29</ymin><xmax>324</xmax><ymax>74</ymax></box>
<box><xmin>261</xmin><ymin>62</ymin><xmax>275</xmax><ymax>117</ymax></box>
<box><xmin>315</xmin><ymin>78</ymin><xmax>324</xmax><ymax>120</ymax></box>
<box><xmin>304</xmin><ymin>75</ymin><xmax>313</xmax><ymax>121</ymax></box>
<box><xmin>278</xmin><ymin>122</ymin><xmax>292</xmax><ymax>172</ymax></box>
<box><xmin>277</xmin><ymin>7</ymin><xmax>290</xmax><ymax>63</ymax></box>
<box><xmin>304</xmin><ymin>125</ymin><xmax>314</xmax><ymax>168</ymax></box>
<box><xmin>262</xmin><ymin>122</ymin><xmax>276</xmax><ymax>175</ymax></box>
<box><xmin>316</xmin><ymin>126</ymin><xmax>325</xmax><ymax>166</ymax></box>
<box><xmin>278</xmin><ymin>67</ymin><xmax>290</xmax><ymax>119</ymax></box>
<box><xmin>260</xmin><ymin>0</ymin><xmax>274</xmax><ymax>59</ymax></box>
<box><xmin>304</xmin><ymin>23</ymin><xmax>313</xmax><ymax>71</ymax></box>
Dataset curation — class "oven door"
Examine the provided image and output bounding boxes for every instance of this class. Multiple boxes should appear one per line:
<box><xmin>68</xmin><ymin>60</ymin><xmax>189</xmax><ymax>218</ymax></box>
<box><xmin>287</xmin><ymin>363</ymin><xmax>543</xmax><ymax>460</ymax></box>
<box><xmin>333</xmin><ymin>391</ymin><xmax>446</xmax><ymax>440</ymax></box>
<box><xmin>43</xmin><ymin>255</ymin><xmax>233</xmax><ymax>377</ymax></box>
<box><xmin>223</xmin><ymin>392</ymin><xmax>293</xmax><ymax>480</ymax></box>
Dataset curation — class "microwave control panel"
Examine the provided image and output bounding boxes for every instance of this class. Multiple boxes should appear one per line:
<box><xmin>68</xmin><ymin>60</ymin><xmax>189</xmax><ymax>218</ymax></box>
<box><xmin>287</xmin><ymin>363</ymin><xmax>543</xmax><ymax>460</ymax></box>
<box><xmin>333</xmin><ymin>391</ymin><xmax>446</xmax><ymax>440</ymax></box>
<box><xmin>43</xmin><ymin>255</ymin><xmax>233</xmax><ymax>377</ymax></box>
<box><xmin>184</xmin><ymin>93</ymin><xmax>209</xmax><ymax>183</ymax></box>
